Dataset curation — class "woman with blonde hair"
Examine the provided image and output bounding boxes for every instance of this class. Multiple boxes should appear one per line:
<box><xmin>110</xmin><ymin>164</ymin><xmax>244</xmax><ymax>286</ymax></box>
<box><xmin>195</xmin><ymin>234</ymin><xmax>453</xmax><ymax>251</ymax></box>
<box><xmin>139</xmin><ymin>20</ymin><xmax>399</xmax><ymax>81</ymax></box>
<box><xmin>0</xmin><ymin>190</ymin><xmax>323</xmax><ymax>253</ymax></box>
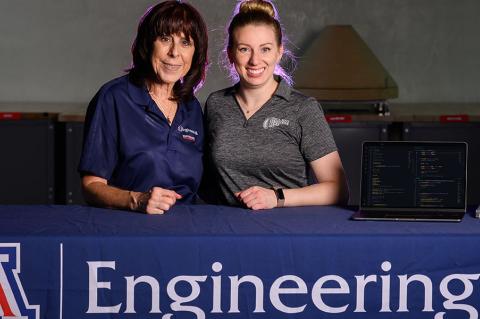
<box><xmin>203</xmin><ymin>0</ymin><xmax>348</xmax><ymax>209</ymax></box>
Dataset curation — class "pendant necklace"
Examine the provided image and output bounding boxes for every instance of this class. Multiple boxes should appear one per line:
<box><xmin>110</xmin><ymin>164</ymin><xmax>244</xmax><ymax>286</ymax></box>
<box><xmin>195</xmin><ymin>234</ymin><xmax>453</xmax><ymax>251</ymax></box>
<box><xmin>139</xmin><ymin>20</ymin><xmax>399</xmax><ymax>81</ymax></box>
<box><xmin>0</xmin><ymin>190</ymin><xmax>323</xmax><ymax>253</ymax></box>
<box><xmin>149</xmin><ymin>90</ymin><xmax>174</xmax><ymax>124</ymax></box>
<box><xmin>242</xmin><ymin>103</ymin><xmax>258</xmax><ymax>116</ymax></box>
<box><xmin>236</xmin><ymin>95</ymin><xmax>254</xmax><ymax>116</ymax></box>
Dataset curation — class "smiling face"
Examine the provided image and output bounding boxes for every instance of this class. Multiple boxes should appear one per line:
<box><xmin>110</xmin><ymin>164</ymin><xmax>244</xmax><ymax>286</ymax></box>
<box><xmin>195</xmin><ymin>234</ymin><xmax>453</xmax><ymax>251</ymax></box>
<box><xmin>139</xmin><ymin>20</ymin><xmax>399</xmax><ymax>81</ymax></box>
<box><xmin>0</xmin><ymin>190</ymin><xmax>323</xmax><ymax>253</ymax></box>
<box><xmin>229</xmin><ymin>24</ymin><xmax>283</xmax><ymax>90</ymax></box>
<box><xmin>151</xmin><ymin>32</ymin><xmax>195</xmax><ymax>86</ymax></box>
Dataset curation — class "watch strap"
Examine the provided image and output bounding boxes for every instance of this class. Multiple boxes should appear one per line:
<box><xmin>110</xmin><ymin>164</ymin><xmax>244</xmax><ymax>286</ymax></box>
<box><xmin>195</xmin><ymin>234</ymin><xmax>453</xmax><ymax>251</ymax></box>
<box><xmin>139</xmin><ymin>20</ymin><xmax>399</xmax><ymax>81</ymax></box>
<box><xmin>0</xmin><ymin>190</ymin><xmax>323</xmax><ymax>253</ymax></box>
<box><xmin>272</xmin><ymin>187</ymin><xmax>285</xmax><ymax>207</ymax></box>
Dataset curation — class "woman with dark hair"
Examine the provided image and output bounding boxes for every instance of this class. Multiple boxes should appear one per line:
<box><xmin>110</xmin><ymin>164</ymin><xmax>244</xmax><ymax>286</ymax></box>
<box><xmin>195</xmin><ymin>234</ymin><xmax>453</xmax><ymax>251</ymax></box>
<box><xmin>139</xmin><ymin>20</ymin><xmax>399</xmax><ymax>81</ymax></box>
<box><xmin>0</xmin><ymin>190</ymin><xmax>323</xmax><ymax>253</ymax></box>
<box><xmin>203</xmin><ymin>0</ymin><xmax>348</xmax><ymax>209</ymax></box>
<box><xmin>79</xmin><ymin>1</ymin><xmax>208</xmax><ymax>214</ymax></box>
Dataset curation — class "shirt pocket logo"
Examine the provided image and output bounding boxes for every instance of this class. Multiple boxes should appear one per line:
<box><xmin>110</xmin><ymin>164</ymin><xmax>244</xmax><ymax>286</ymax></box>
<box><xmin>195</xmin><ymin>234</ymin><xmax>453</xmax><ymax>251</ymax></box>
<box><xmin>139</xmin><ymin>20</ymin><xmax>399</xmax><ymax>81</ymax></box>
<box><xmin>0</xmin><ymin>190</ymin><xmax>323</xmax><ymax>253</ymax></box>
<box><xmin>263</xmin><ymin>117</ymin><xmax>290</xmax><ymax>129</ymax></box>
<box><xmin>182</xmin><ymin>134</ymin><xmax>196</xmax><ymax>143</ymax></box>
<box><xmin>177</xmin><ymin>125</ymin><xmax>199</xmax><ymax>143</ymax></box>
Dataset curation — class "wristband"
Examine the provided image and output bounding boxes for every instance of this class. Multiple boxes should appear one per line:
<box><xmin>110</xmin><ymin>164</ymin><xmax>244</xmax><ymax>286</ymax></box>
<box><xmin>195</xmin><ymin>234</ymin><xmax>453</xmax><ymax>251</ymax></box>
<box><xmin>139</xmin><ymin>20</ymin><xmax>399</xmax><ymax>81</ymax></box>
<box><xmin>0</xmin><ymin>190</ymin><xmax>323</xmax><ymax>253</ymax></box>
<box><xmin>272</xmin><ymin>187</ymin><xmax>285</xmax><ymax>207</ymax></box>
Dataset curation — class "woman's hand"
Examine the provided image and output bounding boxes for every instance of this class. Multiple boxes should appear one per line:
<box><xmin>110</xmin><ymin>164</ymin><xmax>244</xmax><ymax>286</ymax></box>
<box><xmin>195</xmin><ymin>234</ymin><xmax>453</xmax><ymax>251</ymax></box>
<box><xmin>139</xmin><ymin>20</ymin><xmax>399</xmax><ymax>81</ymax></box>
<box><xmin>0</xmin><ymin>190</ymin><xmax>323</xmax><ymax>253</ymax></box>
<box><xmin>133</xmin><ymin>187</ymin><xmax>182</xmax><ymax>214</ymax></box>
<box><xmin>235</xmin><ymin>186</ymin><xmax>277</xmax><ymax>210</ymax></box>
<box><xmin>82</xmin><ymin>176</ymin><xmax>182</xmax><ymax>214</ymax></box>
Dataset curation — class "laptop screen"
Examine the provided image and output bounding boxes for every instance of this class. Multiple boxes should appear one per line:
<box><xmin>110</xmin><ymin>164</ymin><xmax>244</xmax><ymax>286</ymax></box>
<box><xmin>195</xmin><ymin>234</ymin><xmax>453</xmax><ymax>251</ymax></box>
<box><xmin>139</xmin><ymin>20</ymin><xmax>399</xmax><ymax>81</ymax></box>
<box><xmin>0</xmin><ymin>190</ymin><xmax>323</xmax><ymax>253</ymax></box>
<box><xmin>360</xmin><ymin>141</ymin><xmax>467</xmax><ymax>211</ymax></box>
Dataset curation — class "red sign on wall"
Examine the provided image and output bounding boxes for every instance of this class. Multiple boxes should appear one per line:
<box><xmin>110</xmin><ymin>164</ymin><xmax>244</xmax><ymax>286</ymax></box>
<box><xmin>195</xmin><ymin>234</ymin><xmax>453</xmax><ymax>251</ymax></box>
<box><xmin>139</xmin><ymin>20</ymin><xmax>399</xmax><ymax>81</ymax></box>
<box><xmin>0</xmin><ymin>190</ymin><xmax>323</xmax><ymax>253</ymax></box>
<box><xmin>326</xmin><ymin>115</ymin><xmax>353</xmax><ymax>123</ymax></box>
<box><xmin>0</xmin><ymin>113</ymin><xmax>22</xmax><ymax>120</ymax></box>
<box><xmin>439</xmin><ymin>114</ymin><xmax>470</xmax><ymax>123</ymax></box>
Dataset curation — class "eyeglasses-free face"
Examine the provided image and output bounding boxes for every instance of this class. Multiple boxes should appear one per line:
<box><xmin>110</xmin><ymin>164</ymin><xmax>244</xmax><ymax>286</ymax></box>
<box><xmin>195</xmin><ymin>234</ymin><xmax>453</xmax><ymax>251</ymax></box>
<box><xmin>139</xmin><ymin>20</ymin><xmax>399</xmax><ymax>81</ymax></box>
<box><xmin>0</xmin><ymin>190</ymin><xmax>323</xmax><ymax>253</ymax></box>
<box><xmin>151</xmin><ymin>32</ymin><xmax>195</xmax><ymax>86</ymax></box>
<box><xmin>229</xmin><ymin>24</ymin><xmax>283</xmax><ymax>90</ymax></box>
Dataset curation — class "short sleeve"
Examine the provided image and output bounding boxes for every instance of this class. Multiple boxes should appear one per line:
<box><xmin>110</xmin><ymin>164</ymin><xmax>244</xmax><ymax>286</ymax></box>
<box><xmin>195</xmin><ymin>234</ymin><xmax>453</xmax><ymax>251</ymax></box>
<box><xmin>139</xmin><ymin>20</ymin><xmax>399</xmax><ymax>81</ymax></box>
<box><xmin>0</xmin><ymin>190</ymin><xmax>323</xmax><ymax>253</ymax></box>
<box><xmin>78</xmin><ymin>88</ymin><xmax>119</xmax><ymax>179</ymax></box>
<box><xmin>297</xmin><ymin>98</ymin><xmax>337</xmax><ymax>162</ymax></box>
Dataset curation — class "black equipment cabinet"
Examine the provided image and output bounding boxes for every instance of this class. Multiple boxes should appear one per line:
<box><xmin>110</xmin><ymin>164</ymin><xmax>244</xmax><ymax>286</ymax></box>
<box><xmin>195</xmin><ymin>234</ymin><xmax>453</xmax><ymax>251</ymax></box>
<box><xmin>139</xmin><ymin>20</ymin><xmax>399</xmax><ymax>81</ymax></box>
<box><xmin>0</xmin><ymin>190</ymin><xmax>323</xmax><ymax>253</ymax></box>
<box><xmin>402</xmin><ymin>122</ymin><xmax>480</xmax><ymax>205</ymax></box>
<box><xmin>56</xmin><ymin>121</ymin><xmax>85</xmax><ymax>205</ymax></box>
<box><xmin>0</xmin><ymin>118</ymin><xmax>55</xmax><ymax>204</ymax></box>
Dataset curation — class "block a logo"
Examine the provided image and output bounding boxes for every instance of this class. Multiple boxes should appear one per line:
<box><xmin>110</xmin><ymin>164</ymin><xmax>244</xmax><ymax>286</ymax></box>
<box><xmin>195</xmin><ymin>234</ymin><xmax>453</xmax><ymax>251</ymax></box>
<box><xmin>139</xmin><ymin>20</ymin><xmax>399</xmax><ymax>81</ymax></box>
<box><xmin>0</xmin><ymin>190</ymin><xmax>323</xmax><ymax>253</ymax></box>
<box><xmin>0</xmin><ymin>244</ymin><xmax>39</xmax><ymax>319</ymax></box>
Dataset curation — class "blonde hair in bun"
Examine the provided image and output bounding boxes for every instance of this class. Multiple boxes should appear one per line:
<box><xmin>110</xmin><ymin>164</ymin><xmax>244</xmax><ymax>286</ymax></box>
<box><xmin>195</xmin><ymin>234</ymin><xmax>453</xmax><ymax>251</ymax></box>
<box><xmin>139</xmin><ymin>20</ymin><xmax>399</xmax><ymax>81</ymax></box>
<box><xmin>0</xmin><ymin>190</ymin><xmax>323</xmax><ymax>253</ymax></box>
<box><xmin>238</xmin><ymin>0</ymin><xmax>276</xmax><ymax>19</ymax></box>
<box><xmin>223</xmin><ymin>0</ymin><xmax>296</xmax><ymax>85</ymax></box>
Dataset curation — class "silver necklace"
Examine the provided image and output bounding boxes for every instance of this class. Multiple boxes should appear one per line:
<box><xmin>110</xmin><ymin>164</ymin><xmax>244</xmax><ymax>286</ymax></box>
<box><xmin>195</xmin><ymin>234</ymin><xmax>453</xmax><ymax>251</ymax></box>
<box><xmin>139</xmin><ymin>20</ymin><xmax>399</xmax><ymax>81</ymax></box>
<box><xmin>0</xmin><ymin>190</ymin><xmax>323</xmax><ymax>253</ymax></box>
<box><xmin>148</xmin><ymin>91</ymin><xmax>174</xmax><ymax>124</ymax></box>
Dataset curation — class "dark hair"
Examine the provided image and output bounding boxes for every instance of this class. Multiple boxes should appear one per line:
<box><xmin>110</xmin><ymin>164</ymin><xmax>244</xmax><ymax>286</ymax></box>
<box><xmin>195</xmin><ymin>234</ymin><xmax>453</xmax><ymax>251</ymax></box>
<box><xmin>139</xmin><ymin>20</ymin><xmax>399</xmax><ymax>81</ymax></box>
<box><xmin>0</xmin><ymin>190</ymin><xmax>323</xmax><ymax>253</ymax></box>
<box><xmin>128</xmin><ymin>1</ymin><xmax>208</xmax><ymax>102</ymax></box>
<box><xmin>223</xmin><ymin>0</ymin><xmax>295</xmax><ymax>85</ymax></box>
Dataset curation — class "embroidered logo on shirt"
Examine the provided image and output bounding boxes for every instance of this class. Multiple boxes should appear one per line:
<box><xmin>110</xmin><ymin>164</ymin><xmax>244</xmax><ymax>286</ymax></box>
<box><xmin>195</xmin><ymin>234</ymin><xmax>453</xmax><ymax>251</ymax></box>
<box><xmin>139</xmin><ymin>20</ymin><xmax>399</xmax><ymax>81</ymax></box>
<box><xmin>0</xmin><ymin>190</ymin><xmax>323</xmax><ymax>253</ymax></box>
<box><xmin>182</xmin><ymin>134</ymin><xmax>196</xmax><ymax>143</ymax></box>
<box><xmin>262</xmin><ymin>117</ymin><xmax>290</xmax><ymax>129</ymax></box>
<box><xmin>177</xmin><ymin>125</ymin><xmax>198</xmax><ymax>136</ymax></box>
<box><xmin>178</xmin><ymin>126</ymin><xmax>198</xmax><ymax>143</ymax></box>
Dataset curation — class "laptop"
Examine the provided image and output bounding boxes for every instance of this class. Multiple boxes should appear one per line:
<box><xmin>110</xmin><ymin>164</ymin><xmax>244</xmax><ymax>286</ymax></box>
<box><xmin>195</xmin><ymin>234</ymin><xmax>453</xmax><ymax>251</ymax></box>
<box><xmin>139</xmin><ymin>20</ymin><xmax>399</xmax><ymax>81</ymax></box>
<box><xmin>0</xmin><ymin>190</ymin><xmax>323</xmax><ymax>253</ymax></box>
<box><xmin>351</xmin><ymin>141</ymin><xmax>467</xmax><ymax>222</ymax></box>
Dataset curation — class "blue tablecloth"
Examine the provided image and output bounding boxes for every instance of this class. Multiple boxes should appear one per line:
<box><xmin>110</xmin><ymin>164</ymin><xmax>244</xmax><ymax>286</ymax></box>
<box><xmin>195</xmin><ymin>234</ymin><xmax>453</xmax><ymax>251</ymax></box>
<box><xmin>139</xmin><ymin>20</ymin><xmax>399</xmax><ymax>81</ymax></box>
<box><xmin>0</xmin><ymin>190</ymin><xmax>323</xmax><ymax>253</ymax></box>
<box><xmin>1</xmin><ymin>204</ymin><xmax>480</xmax><ymax>319</ymax></box>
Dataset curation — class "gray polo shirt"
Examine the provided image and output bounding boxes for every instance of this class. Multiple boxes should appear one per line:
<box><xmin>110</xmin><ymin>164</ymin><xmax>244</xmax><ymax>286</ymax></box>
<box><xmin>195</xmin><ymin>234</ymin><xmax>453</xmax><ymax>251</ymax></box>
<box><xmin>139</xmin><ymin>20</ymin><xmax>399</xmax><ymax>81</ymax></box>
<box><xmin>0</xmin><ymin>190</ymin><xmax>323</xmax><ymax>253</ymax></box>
<box><xmin>204</xmin><ymin>78</ymin><xmax>337</xmax><ymax>206</ymax></box>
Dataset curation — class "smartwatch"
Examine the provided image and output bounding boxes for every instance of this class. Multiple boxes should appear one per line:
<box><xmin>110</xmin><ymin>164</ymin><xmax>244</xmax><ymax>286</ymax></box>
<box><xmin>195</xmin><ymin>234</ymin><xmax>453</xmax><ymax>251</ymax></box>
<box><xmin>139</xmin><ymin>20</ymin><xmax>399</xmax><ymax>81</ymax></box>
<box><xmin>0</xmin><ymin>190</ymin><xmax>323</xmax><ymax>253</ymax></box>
<box><xmin>272</xmin><ymin>187</ymin><xmax>285</xmax><ymax>207</ymax></box>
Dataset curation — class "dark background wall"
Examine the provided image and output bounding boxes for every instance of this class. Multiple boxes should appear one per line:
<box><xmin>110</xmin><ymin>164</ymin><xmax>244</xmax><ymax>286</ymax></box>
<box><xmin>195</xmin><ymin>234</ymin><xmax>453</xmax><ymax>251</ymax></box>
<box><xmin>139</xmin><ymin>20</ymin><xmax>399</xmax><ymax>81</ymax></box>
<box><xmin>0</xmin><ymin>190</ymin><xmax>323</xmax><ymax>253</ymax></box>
<box><xmin>0</xmin><ymin>0</ymin><xmax>478</xmax><ymax>107</ymax></box>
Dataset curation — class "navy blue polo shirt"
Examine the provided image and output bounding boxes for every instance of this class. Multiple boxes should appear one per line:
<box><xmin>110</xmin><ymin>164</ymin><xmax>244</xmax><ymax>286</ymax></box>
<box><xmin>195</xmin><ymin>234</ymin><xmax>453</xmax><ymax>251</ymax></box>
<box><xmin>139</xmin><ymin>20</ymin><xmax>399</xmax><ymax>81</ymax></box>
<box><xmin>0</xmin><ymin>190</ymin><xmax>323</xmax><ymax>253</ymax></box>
<box><xmin>78</xmin><ymin>75</ymin><xmax>204</xmax><ymax>204</ymax></box>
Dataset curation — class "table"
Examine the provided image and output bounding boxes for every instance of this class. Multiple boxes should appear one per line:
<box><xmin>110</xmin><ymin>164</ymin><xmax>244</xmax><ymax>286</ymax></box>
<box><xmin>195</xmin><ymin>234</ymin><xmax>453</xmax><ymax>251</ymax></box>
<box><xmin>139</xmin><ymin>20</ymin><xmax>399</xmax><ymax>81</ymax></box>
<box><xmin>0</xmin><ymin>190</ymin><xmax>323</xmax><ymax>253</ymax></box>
<box><xmin>1</xmin><ymin>204</ymin><xmax>480</xmax><ymax>319</ymax></box>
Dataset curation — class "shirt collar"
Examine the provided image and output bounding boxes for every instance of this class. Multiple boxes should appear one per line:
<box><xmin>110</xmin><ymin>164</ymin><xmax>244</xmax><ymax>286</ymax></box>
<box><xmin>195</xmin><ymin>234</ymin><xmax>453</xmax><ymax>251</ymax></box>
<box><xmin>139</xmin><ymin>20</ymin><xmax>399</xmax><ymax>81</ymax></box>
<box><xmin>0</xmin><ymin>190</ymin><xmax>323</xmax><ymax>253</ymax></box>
<box><xmin>274</xmin><ymin>77</ymin><xmax>292</xmax><ymax>101</ymax></box>
<box><xmin>127</xmin><ymin>77</ymin><xmax>150</xmax><ymax>106</ymax></box>
<box><xmin>225</xmin><ymin>76</ymin><xmax>292</xmax><ymax>102</ymax></box>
